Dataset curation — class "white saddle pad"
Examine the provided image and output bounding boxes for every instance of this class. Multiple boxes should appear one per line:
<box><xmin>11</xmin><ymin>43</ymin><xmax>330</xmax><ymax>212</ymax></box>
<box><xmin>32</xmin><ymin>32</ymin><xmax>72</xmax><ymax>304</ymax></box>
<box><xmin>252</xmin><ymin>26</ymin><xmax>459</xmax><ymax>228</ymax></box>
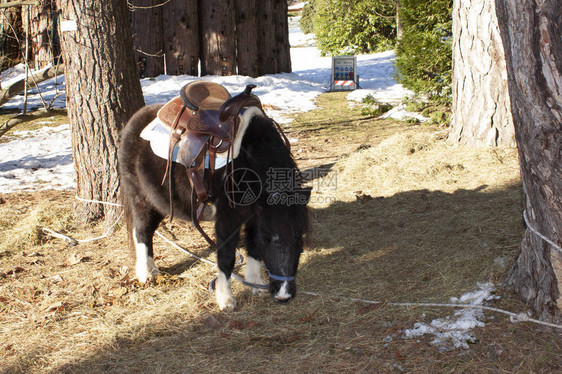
<box><xmin>140</xmin><ymin>106</ymin><xmax>263</xmax><ymax>169</ymax></box>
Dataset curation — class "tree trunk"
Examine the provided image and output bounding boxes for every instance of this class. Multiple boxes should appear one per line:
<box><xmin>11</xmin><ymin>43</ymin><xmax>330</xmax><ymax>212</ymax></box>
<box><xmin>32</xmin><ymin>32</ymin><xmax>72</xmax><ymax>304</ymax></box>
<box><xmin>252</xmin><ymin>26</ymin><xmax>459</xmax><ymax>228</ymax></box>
<box><xmin>256</xmin><ymin>0</ymin><xmax>291</xmax><ymax>75</ymax></box>
<box><xmin>57</xmin><ymin>0</ymin><xmax>145</xmax><ymax>225</ymax></box>
<box><xmin>22</xmin><ymin>0</ymin><xmax>60</xmax><ymax>69</ymax></box>
<box><xmin>273</xmin><ymin>0</ymin><xmax>291</xmax><ymax>73</ymax></box>
<box><xmin>495</xmin><ymin>0</ymin><xmax>562</xmax><ymax>323</ymax></box>
<box><xmin>396</xmin><ymin>0</ymin><xmax>403</xmax><ymax>41</ymax></box>
<box><xmin>130</xmin><ymin>0</ymin><xmax>164</xmax><ymax>77</ymax></box>
<box><xmin>257</xmin><ymin>0</ymin><xmax>275</xmax><ymax>75</ymax></box>
<box><xmin>199</xmin><ymin>0</ymin><xmax>236</xmax><ymax>76</ymax></box>
<box><xmin>235</xmin><ymin>0</ymin><xmax>258</xmax><ymax>77</ymax></box>
<box><xmin>162</xmin><ymin>0</ymin><xmax>199</xmax><ymax>76</ymax></box>
<box><xmin>449</xmin><ymin>0</ymin><xmax>514</xmax><ymax>147</ymax></box>
<box><xmin>0</xmin><ymin>5</ymin><xmax>22</xmax><ymax>70</ymax></box>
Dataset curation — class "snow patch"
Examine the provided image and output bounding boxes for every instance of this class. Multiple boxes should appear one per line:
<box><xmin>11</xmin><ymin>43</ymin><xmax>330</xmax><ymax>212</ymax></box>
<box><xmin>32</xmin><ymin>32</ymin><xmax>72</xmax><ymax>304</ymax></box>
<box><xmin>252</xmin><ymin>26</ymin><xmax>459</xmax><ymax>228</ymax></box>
<box><xmin>0</xmin><ymin>20</ymin><xmax>412</xmax><ymax>193</ymax></box>
<box><xmin>403</xmin><ymin>283</ymin><xmax>499</xmax><ymax>351</ymax></box>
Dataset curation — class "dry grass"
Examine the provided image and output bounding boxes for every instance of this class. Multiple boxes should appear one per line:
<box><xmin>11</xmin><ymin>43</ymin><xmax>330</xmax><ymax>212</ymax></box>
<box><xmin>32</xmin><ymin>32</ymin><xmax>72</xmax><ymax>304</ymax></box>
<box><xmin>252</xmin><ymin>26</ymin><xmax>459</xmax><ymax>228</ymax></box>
<box><xmin>1</xmin><ymin>94</ymin><xmax>561</xmax><ymax>373</ymax></box>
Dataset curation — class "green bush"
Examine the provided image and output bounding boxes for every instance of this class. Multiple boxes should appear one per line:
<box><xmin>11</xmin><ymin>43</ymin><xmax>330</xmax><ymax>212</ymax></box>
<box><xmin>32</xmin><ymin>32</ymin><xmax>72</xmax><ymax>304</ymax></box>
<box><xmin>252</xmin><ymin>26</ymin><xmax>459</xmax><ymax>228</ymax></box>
<box><xmin>395</xmin><ymin>0</ymin><xmax>453</xmax><ymax>104</ymax></box>
<box><xmin>309</xmin><ymin>0</ymin><xmax>396</xmax><ymax>56</ymax></box>
<box><xmin>299</xmin><ymin>1</ymin><xmax>315</xmax><ymax>34</ymax></box>
<box><xmin>429</xmin><ymin>110</ymin><xmax>450</xmax><ymax>125</ymax></box>
<box><xmin>361</xmin><ymin>95</ymin><xmax>393</xmax><ymax>116</ymax></box>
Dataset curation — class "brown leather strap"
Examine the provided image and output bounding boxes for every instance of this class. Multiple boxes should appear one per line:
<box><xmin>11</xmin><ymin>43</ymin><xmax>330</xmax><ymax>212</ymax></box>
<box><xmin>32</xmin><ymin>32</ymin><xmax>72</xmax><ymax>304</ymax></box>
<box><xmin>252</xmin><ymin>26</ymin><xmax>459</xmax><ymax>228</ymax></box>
<box><xmin>162</xmin><ymin>105</ymin><xmax>188</xmax><ymax>221</ymax></box>
<box><xmin>188</xmin><ymin>149</ymin><xmax>208</xmax><ymax>203</ymax></box>
<box><xmin>191</xmin><ymin>195</ymin><xmax>216</xmax><ymax>248</ymax></box>
<box><xmin>162</xmin><ymin>106</ymin><xmax>187</xmax><ymax>185</ymax></box>
<box><xmin>207</xmin><ymin>139</ymin><xmax>218</xmax><ymax>197</ymax></box>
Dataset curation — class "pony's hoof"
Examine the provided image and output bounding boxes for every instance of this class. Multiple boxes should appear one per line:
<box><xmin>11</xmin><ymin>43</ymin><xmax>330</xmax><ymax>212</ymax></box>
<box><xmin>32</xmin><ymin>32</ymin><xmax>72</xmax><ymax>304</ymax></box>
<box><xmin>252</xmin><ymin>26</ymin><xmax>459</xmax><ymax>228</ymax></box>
<box><xmin>217</xmin><ymin>296</ymin><xmax>237</xmax><ymax>311</ymax></box>
<box><xmin>136</xmin><ymin>265</ymin><xmax>160</xmax><ymax>284</ymax></box>
<box><xmin>252</xmin><ymin>286</ymin><xmax>268</xmax><ymax>296</ymax></box>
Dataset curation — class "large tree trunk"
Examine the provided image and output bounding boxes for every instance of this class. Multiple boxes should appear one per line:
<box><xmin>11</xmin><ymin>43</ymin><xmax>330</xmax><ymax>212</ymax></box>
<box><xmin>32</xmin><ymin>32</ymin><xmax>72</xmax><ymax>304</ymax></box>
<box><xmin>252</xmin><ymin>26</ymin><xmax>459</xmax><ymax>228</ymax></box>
<box><xmin>495</xmin><ymin>0</ymin><xmax>562</xmax><ymax>323</ymax></box>
<box><xmin>449</xmin><ymin>0</ymin><xmax>514</xmax><ymax>146</ymax></box>
<box><xmin>257</xmin><ymin>0</ymin><xmax>292</xmax><ymax>75</ymax></box>
<box><xmin>162</xmin><ymin>0</ymin><xmax>199</xmax><ymax>76</ymax></box>
<box><xmin>235</xmin><ymin>0</ymin><xmax>259</xmax><ymax>77</ymax></box>
<box><xmin>199</xmin><ymin>0</ymin><xmax>236</xmax><ymax>76</ymax></box>
<box><xmin>130</xmin><ymin>0</ymin><xmax>164</xmax><ymax>77</ymax></box>
<box><xmin>273</xmin><ymin>0</ymin><xmax>291</xmax><ymax>73</ymax></box>
<box><xmin>57</xmin><ymin>0</ymin><xmax>145</xmax><ymax>224</ymax></box>
<box><xmin>22</xmin><ymin>1</ymin><xmax>59</xmax><ymax>69</ymax></box>
<box><xmin>257</xmin><ymin>0</ymin><xmax>276</xmax><ymax>75</ymax></box>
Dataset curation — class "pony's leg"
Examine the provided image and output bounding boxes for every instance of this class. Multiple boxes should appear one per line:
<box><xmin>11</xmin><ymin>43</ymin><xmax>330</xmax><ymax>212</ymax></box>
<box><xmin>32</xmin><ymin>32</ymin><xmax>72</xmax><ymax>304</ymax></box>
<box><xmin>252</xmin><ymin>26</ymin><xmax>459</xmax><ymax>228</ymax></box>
<box><xmin>132</xmin><ymin>208</ymin><xmax>163</xmax><ymax>284</ymax></box>
<box><xmin>215</xmin><ymin>216</ymin><xmax>241</xmax><ymax>311</ymax></box>
<box><xmin>244</xmin><ymin>221</ymin><xmax>267</xmax><ymax>295</ymax></box>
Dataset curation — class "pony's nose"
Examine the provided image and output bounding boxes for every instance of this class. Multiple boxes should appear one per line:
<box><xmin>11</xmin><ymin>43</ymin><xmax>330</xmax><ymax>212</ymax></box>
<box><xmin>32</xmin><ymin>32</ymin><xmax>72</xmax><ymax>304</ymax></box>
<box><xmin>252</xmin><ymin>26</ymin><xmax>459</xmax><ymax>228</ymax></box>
<box><xmin>272</xmin><ymin>281</ymin><xmax>294</xmax><ymax>303</ymax></box>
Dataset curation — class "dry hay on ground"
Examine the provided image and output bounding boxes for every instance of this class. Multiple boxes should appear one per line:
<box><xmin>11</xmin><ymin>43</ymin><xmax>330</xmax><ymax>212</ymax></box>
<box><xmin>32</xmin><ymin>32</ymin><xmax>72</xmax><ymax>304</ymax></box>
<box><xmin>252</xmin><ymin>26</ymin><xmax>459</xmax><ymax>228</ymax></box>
<box><xmin>316</xmin><ymin>128</ymin><xmax>520</xmax><ymax>205</ymax></box>
<box><xmin>303</xmin><ymin>126</ymin><xmax>524</xmax><ymax>302</ymax></box>
<box><xmin>1</xmin><ymin>124</ymin><xmax>561</xmax><ymax>373</ymax></box>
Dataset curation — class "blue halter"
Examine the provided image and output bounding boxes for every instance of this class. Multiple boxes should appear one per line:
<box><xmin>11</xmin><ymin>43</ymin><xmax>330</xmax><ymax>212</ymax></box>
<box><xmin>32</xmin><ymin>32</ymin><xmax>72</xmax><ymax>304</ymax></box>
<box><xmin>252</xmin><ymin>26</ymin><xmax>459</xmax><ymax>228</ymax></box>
<box><xmin>264</xmin><ymin>263</ymin><xmax>295</xmax><ymax>282</ymax></box>
<box><xmin>267</xmin><ymin>271</ymin><xmax>295</xmax><ymax>282</ymax></box>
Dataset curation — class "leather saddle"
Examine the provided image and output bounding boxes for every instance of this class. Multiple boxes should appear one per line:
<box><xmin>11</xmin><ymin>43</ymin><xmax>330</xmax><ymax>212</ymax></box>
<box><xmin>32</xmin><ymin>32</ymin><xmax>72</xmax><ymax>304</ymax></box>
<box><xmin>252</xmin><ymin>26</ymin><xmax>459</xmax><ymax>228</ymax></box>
<box><xmin>157</xmin><ymin>81</ymin><xmax>264</xmax><ymax>246</ymax></box>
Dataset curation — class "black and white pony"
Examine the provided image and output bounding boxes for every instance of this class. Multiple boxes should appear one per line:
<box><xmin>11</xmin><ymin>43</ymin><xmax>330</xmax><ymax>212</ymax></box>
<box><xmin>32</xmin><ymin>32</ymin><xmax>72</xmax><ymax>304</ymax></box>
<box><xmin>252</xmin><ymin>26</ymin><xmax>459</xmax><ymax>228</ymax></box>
<box><xmin>118</xmin><ymin>103</ymin><xmax>310</xmax><ymax>310</ymax></box>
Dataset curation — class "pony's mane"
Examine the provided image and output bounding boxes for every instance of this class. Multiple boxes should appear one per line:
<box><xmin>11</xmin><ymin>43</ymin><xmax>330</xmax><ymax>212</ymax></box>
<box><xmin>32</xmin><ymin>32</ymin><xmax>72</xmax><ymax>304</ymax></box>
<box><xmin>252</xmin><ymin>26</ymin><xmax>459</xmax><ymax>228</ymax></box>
<box><xmin>238</xmin><ymin>115</ymin><xmax>310</xmax><ymax>239</ymax></box>
<box><xmin>239</xmin><ymin>115</ymin><xmax>298</xmax><ymax>170</ymax></box>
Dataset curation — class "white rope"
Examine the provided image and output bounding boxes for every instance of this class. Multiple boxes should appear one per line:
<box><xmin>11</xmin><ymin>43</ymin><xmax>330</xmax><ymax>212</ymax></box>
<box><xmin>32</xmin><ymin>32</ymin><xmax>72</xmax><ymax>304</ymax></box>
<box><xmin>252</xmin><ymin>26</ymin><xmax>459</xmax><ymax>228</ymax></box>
<box><xmin>41</xmin><ymin>227</ymin><xmax>77</xmax><ymax>246</ymax></box>
<box><xmin>299</xmin><ymin>291</ymin><xmax>562</xmax><ymax>329</ymax></box>
<box><xmin>41</xmin><ymin>196</ymin><xmax>124</xmax><ymax>244</ymax></box>
<box><xmin>155</xmin><ymin>230</ymin><xmax>215</xmax><ymax>266</ymax></box>
<box><xmin>75</xmin><ymin>194</ymin><xmax>124</xmax><ymax>207</ymax></box>
<box><xmin>155</xmin><ymin>231</ymin><xmax>252</xmax><ymax>289</ymax></box>
<box><xmin>522</xmin><ymin>209</ymin><xmax>562</xmax><ymax>254</ymax></box>
<box><xmin>42</xmin><ymin>211</ymin><xmax>124</xmax><ymax>244</ymax></box>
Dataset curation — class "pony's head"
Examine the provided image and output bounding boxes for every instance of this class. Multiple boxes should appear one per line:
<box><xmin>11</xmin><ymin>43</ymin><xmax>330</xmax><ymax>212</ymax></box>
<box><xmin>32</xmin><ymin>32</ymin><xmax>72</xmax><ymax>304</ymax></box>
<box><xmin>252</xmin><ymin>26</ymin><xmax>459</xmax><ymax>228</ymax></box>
<box><xmin>255</xmin><ymin>187</ymin><xmax>311</xmax><ymax>302</ymax></box>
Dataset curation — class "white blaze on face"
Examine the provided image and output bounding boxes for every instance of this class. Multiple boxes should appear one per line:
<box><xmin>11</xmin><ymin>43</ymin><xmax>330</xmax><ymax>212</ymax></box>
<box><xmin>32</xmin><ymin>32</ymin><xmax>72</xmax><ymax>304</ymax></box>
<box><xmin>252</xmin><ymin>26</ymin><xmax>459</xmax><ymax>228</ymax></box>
<box><xmin>134</xmin><ymin>228</ymin><xmax>159</xmax><ymax>283</ymax></box>
<box><xmin>216</xmin><ymin>270</ymin><xmax>236</xmax><ymax>311</ymax></box>
<box><xmin>274</xmin><ymin>281</ymin><xmax>291</xmax><ymax>301</ymax></box>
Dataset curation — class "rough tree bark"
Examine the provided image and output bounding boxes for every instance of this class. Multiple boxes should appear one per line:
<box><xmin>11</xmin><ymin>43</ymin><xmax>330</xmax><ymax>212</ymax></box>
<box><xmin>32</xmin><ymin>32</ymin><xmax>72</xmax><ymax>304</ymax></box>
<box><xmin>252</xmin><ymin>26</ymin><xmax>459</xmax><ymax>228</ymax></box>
<box><xmin>235</xmin><ymin>0</ymin><xmax>258</xmax><ymax>77</ymax></box>
<box><xmin>495</xmin><ymin>0</ymin><xmax>562</xmax><ymax>322</ymax></box>
<box><xmin>199</xmin><ymin>0</ymin><xmax>236</xmax><ymax>76</ymax></box>
<box><xmin>449</xmin><ymin>0</ymin><xmax>514</xmax><ymax>146</ymax></box>
<box><xmin>57</xmin><ymin>0</ymin><xmax>145</xmax><ymax>224</ymax></box>
<box><xmin>162</xmin><ymin>0</ymin><xmax>199</xmax><ymax>76</ymax></box>
<box><xmin>130</xmin><ymin>0</ymin><xmax>164</xmax><ymax>77</ymax></box>
<box><xmin>257</xmin><ymin>0</ymin><xmax>276</xmax><ymax>75</ymax></box>
<box><xmin>256</xmin><ymin>0</ymin><xmax>292</xmax><ymax>75</ymax></box>
<box><xmin>273</xmin><ymin>0</ymin><xmax>291</xmax><ymax>73</ymax></box>
<box><xmin>22</xmin><ymin>0</ymin><xmax>59</xmax><ymax>69</ymax></box>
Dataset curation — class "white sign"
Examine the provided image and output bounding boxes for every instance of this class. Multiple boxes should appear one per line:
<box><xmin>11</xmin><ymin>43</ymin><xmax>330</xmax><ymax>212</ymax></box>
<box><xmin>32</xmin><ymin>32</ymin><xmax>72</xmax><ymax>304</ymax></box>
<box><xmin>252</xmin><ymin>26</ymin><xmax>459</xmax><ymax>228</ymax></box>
<box><xmin>60</xmin><ymin>20</ymin><xmax>77</xmax><ymax>32</ymax></box>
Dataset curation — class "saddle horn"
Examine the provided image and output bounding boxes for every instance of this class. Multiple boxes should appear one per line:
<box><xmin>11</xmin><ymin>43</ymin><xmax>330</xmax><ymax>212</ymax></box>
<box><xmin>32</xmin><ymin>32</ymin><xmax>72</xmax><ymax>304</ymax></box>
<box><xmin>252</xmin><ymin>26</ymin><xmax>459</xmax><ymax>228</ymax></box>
<box><xmin>219</xmin><ymin>85</ymin><xmax>262</xmax><ymax>122</ymax></box>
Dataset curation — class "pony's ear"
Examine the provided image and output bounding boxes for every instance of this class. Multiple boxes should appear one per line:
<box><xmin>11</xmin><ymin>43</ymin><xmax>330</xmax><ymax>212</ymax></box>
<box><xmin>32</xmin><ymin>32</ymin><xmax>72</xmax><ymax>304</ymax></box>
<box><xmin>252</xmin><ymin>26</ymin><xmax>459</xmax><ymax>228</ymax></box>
<box><xmin>297</xmin><ymin>186</ymin><xmax>312</xmax><ymax>204</ymax></box>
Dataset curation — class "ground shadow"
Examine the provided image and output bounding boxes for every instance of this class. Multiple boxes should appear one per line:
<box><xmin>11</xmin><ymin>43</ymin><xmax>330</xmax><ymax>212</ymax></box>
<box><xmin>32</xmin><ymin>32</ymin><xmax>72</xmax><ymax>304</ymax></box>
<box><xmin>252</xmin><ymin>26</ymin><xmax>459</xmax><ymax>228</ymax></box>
<box><xmin>299</xmin><ymin>184</ymin><xmax>525</xmax><ymax>304</ymax></box>
<box><xmin>4</xmin><ymin>182</ymin><xmax>547</xmax><ymax>374</ymax></box>
<box><xmin>0</xmin><ymin>153</ymin><xmax>72</xmax><ymax>173</ymax></box>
